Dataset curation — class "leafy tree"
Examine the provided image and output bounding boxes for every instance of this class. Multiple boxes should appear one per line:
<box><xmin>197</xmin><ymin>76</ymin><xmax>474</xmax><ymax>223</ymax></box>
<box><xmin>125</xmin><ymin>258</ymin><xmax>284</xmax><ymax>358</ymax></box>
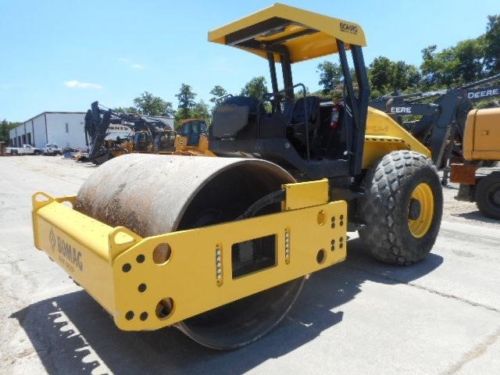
<box><xmin>454</xmin><ymin>39</ymin><xmax>485</xmax><ymax>82</ymax></box>
<box><xmin>317</xmin><ymin>61</ymin><xmax>342</xmax><ymax>95</ymax></box>
<box><xmin>0</xmin><ymin>120</ymin><xmax>10</xmax><ymax>143</ymax></box>
<box><xmin>113</xmin><ymin>106</ymin><xmax>138</xmax><ymax>114</ymax></box>
<box><xmin>0</xmin><ymin>120</ymin><xmax>19</xmax><ymax>143</ymax></box>
<box><xmin>419</xmin><ymin>45</ymin><xmax>438</xmax><ymax>87</ymax></box>
<box><xmin>484</xmin><ymin>15</ymin><xmax>500</xmax><ymax>74</ymax></box>
<box><xmin>163</xmin><ymin>102</ymin><xmax>176</xmax><ymax>117</ymax></box>
<box><xmin>133</xmin><ymin>91</ymin><xmax>172</xmax><ymax>116</ymax></box>
<box><xmin>191</xmin><ymin>100</ymin><xmax>210</xmax><ymax>121</ymax></box>
<box><xmin>418</xmin><ymin>15</ymin><xmax>499</xmax><ymax>88</ymax></box>
<box><xmin>368</xmin><ymin>56</ymin><xmax>421</xmax><ymax>96</ymax></box>
<box><xmin>420</xmin><ymin>39</ymin><xmax>486</xmax><ymax>88</ymax></box>
<box><xmin>391</xmin><ymin>61</ymin><xmax>420</xmax><ymax>90</ymax></box>
<box><xmin>209</xmin><ymin>85</ymin><xmax>228</xmax><ymax>104</ymax></box>
<box><xmin>422</xmin><ymin>45</ymin><xmax>461</xmax><ymax>87</ymax></box>
<box><xmin>241</xmin><ymin>76</ymin><xmax>268</xmax><ymax>100</ymax></box>
<box><xmin>369</xmin><ymin>57</ymin><xmax>394</xmax><ymax>93</ymax></box>
<box><xmin>175</xmin><ymin>84</ymin><xmax>197</xmax><ymax>120</ymax></box>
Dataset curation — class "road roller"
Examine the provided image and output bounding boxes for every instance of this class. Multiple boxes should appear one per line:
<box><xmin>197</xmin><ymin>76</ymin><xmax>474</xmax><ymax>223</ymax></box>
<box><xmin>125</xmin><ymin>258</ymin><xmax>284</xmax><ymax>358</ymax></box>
<box><xmin>32</xmin><ymin>4</ymin><xmax>443</xmax><ymax>349</ymax></box>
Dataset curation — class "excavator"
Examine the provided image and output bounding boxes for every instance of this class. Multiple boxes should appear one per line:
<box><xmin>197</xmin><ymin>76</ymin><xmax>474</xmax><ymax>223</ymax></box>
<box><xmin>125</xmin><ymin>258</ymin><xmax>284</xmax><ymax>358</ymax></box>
<box><xmin>32</xmin><ymin>4</ymin><xmax>443</xmax><ymax>349</ymax></box>
<box><xmin>84</xmin><ymin>102</ymin><xmax>213</xmax><ymax>164</ymax></box>
<box><xmin>370</xmin><ymin>74</ymin><xmax>500</xmax><ymax>178</ymax></box>
<box><xmin>84</xmin><ymin>102</ymin><xmax>176</xmax><ymax>164</ymax></box>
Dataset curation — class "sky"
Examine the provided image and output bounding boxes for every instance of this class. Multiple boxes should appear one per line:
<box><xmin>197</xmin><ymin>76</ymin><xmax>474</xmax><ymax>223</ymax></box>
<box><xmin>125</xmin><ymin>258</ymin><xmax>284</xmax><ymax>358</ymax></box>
<box><xmin>0</xmin><ymin>0</ymin><xmax>498</xmax><ymax>122</ymax></box>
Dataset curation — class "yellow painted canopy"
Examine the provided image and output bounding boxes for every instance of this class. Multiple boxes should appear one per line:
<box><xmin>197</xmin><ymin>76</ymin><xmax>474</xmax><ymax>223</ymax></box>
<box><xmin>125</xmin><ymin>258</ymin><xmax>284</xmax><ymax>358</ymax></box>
<box><xmin>208</xmin><ymin>3</ymin><xmax>366</xmax><ymax>63</ymax></box>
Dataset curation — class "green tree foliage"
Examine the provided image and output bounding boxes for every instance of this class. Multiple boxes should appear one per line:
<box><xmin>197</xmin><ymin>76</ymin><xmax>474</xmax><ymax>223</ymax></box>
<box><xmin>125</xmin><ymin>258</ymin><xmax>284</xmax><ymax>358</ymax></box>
<box><xmin>175</xmin><ymin>84</ymin><xmax>197</xmax><ymax>121</ymax></box>
<box><xmin>392</xmin><ymin>61</ymin><xmax>421</xmax><ymax>90</ymax></box>
<box><xmin>317</xmin><ymin>61</ymin><xmax>342</xmax><ymax>95</ymax></box>
<box><xmin>419</xmin><ymin>14</ymin><xmax>499</xmax><ymax>89</ymax></box>
<box><xmin>133</xmin><ymin>91</ymin><xmax>174</xmax><ymax>116</ymax></box>
<box><xmin>0</xmin><ymin>120</ymin><xmax>11</xmax><ymax>143</ymax></box>
<box><xmin>191</xmin><ymin>100</ymin><xmax>210</xmax><ymax>121</ymax></box>
<box><xmin>209</xmin><ymin>85</ymin><xmax>228</xmax><ymax>104</ymax></box>
<box><xmin>455</xmin><ymin>39</ymin><xmax>485</xmax><ymax>82</ymax></box>
<box><xmin>369</xmin><ymin>56</ymin><xmax>394</xmax><ymax>93</ymax></box>
<box><xmin>334</xmin><ymin>14</ymin><xmax>498</xmax><ymax>98</ymax></box>
<box><xmin>420</xmin><ymin>39</ymin><xmax>487</xmax><ymax>88</ymax></box>
<box><xmin>0</xmin><ymin>120</ymin><xmax>19</xmax><ymax>143</ymax></box>
<box><xmin>163</xmin><ymin>102</ymin><xmax>175</xmax><ymax>118</ymax></box>
<box><xmin>421</xmin><ymin>45</ymin><xmax>449</xmax><ymax>87</ymax></box>
<box><xmin>369</xmin><ymin>57</ymin><xmax>421</xmax><ymax>95</ymax></box>
<box><xmin>484</xmin><ymin>15</ymin><xmax>500</xmax><ymax>74</ymax></box>
<box><xmin>113</xmin><ymin>106</ymin><xmax>139</xmax><ymax>114</ymax></box>
<box><xmin>241</xmin><ymin>76</ymin><xmax>268</xmax><ymax>100</ymax></box>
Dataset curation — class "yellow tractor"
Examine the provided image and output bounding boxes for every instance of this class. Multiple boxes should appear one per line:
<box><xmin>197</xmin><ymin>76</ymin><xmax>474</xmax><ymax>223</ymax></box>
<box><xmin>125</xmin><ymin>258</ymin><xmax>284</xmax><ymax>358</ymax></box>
<box><xmin>32</xmin><ymin>4</ymin><xmax>442</xmax><ymax>350</ymax></box>
<box><xmin>451</xmin><ymin>107</ymin><xmax>500</xmax><ymax>219</ymax></box>
<box><xmin>173</xmin><ymin>118</ymin><xmax>215</xmax><ymax>156</ymax></box>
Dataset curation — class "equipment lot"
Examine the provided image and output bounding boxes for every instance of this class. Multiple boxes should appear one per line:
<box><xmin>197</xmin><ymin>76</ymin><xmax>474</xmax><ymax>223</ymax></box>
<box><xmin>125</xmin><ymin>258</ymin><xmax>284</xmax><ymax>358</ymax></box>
<box><xmin>1</xmin><ymin>156</ymin><xmax>499</xmax><ymax>374</ymax></box>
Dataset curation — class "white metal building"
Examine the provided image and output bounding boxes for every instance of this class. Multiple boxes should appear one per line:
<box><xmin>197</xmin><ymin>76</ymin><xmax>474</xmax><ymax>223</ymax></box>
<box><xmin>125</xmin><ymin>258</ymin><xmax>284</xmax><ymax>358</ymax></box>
<box><xmin>9</xmin><ymin>112</ymin><xmax>87</xmax><ymax>149</ymax></box>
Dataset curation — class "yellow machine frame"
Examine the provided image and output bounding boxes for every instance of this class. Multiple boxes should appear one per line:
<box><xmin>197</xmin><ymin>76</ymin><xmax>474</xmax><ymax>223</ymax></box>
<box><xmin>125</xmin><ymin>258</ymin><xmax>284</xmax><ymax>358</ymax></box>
<box><xmin>462</xmin><ymin>108</ymin><xmax>500</xmax><ymax>161</ymax></box>
<box><xmin>209</xmin><ymin>3</ymin><xmax>430</xmax><ymax>170</ymax></box>
<box><xmin>33</xmin><ymin>180</ymin><xmax>347</xmax><ymax>330</ymax></box>
<box><xmin>209</xmin><ymin>3</ymin><xmax>366</xmax><ymax>63</ymax></box>
<box><xmin>32</xmin><ymin>4</ymin><xmax>435</xmax><ymax>337</ymax></box>
<box><xmin>451</xmin><ymin>107</ymin><xmax>500</xmax><ymax>185</ymax></box>
<box><xmin>173</xmin><ymin>132</ymin><xmax>214</xmax><ymax>156</ymax></box>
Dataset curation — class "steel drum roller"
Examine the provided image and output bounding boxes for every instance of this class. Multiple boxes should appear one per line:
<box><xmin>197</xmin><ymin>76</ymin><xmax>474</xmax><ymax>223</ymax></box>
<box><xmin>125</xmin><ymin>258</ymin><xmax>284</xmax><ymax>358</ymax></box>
<box><xmin>76</xmin><ymin>154</ymin><xmax>305</xmax><ymax>349</ymax></box>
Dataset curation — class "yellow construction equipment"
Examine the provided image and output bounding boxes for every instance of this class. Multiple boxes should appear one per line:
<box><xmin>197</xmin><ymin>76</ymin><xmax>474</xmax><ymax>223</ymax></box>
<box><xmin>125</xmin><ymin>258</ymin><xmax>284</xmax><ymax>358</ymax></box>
<box><xmin>451</xmin><ymin>107</ymin><xmax>500</xmax><ymax>219</ymax></box>
<box><xmin>84</xmin><ymin>102</ymin><xmax>213</xmax><ymax>163</ymax></box>
<box><xmin>32</xmin><ymin>4</ymin><xmax>443</xmax><ymax>349</ymax></box>
<box><xmin>173</xmin><ymin>119</ymin><xmax>215</xmax><ymax>156</ymax></box>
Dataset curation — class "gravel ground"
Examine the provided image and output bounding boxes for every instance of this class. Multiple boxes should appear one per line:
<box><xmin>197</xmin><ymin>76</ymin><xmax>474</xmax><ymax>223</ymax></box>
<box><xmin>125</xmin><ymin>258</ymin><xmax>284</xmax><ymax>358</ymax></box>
<box><xmin>0</xmin><ymin>155</ymin><xmax>499</xmax><ymax>375</ymax></box>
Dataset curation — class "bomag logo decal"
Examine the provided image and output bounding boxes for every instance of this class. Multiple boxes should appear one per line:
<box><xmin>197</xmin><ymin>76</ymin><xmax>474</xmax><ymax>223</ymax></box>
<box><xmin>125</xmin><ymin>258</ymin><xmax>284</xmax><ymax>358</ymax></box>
<box><xmin>49</xmin><ymin>228</ymin><xmax>83</xmax><ymax>272</ymax></box>
<box><xmin>49</xmin><ymin>229</ymin><xmax>57</xmax><ymax>250</ymax></box>
<box><xmin>340</xmin><ymin>22</ymin><xmax>358</xmax><ymax>35</ymax></box>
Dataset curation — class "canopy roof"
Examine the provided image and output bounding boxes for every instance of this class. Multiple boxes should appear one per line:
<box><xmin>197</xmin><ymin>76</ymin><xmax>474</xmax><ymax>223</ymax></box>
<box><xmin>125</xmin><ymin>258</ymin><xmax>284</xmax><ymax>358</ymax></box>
<box><xmin>208</xmin><ymin>3</ymin><xmax>366</xmax><ymax>63</ymax></box>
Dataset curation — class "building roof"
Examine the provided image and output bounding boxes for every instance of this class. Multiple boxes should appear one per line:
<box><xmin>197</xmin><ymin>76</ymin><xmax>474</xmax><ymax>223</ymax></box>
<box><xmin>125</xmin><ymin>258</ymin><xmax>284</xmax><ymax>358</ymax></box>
<box><xmin>9</xmin><ymin>111</ymin><xmax>87</xmax><ymax>134</ymax></box>
<box><xmin>21</xmin><ymin>111</ymin><xmax>86</xmax><ymax>124</ymax></box>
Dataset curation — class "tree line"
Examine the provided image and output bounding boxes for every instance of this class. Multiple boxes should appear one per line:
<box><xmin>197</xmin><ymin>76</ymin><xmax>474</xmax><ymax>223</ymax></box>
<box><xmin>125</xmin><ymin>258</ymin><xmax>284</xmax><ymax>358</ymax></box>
<box><xmin>120</xmin><ymin>14</ymin><xmax>498</xmax><ymax>124</ymax></box>
<box><xmin>114</xmin><ymin>77</ymin><xmax>269</xmax><ymax>127</ymax></box>
<box><xmin>1</xmin><ymin>14</ymin><xmax>497</xmax><ymax>140</ymax></box>
<box><xmin>319</xmin><ymin>15</ymin><xmax>499</xmax><ymax>97</ymax></box>
<box><xmin>0</xmin><ymin>120</ymin><xmax>21</xmax><ymax>144</ymax></box>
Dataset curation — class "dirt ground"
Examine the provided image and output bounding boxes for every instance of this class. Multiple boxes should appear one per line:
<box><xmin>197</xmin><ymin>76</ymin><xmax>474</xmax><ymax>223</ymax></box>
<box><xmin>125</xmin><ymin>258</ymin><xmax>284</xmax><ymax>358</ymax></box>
<box><xmin>1</xmin><ymin>155</ymin><xmax>499</xmax><ymax>375</ymax></box>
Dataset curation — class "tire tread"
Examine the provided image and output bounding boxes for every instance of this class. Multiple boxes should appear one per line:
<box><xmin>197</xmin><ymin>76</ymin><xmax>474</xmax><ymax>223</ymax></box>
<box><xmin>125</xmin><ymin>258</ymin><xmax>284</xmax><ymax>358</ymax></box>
<box><xmin>359</xmin><ymin>150</ymin><xmax>442</xmax><ymax>265</ymax></box>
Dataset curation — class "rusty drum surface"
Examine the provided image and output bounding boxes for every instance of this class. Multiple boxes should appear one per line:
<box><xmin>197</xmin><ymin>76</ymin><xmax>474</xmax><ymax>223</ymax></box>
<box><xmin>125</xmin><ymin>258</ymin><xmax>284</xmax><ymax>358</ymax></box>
<box><xmin>76</xmin><ymin>154</ymin><xmax>305</xmax><ymax>349</ymax></box>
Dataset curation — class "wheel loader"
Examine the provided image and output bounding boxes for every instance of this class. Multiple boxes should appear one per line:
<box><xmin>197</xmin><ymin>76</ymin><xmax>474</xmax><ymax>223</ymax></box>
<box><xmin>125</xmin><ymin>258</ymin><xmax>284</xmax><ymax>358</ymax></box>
<box><xmin>173</xmin><ymin>118</ymin><xmax>215</xmax><ymax>156</ymax></box>
<box><xmin>32</xmin><ymin>4</ymin><xmax>443</xmax><ymax>350</ymax></box>
<box><xmin>451</xmin><ymin>107</ymin><xmax>500</xmax><ymax>219</ymax></box>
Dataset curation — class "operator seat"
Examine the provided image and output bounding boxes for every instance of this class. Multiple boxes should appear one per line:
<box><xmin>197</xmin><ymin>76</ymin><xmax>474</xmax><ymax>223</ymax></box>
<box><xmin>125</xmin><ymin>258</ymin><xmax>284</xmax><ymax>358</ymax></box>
<box><xmin>188</xmin><ymin>121</ymin><xmax>201</xmax><ymax>146</ymax></box>
<box><xmin>289</xmin><ymin>96</ymin><xmax>321</xmax><ymax>146</ymax></box>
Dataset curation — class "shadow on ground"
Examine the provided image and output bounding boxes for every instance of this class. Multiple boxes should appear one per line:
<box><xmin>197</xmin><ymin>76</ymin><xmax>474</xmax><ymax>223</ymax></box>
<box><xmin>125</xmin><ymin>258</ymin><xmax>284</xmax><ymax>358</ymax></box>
<box><xmin>12</xmin><ymin>238</ymin><xmax>443</xmax><ymax>375</ymax></box>
<box><xmin>455</xmin><ymin>210</ymin><xmax>499</xmax><ymax>224</ymax></box>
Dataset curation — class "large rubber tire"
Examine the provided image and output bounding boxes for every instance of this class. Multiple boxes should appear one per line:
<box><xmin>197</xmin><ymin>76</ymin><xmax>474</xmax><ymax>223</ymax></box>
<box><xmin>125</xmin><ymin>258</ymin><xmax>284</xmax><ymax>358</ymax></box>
<box><xmin>476</xmin><ymin>173</ymin><xmax>500</xmax><ymax>219</ymax></box>
<box><xmin>359</xmin><ymin>150</ymin><xmax>443</xmax><ymax>265</ymax></box>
